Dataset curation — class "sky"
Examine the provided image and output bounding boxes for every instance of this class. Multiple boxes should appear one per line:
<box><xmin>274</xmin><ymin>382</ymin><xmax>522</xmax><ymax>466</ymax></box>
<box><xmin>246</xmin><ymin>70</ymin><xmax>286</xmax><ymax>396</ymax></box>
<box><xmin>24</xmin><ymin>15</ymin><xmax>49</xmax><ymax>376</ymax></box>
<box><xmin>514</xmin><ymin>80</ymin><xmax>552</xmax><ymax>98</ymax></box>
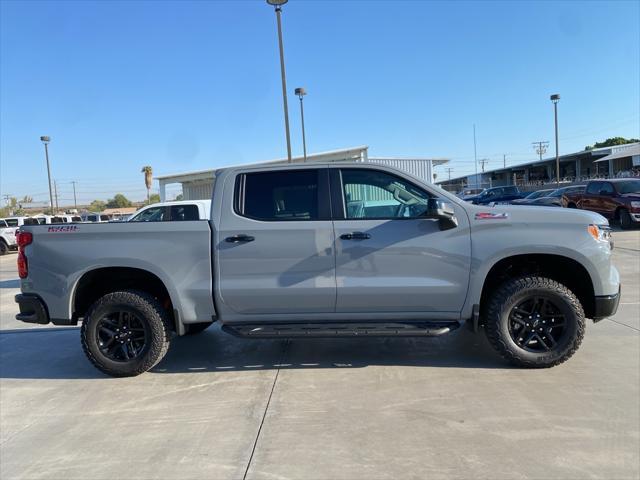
<box><xmin>1</xmin><ymin>0</ymin><xmax>639</xmax><ymax>206</ymax></box>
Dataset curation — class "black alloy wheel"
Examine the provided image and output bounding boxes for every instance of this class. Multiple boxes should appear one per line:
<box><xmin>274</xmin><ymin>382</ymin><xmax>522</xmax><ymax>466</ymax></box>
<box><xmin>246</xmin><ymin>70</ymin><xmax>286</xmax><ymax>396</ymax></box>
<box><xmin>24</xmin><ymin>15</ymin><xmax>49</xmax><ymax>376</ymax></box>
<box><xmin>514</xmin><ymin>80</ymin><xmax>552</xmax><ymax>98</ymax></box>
<box><xmin>96</xmin><ymin>310</ymin><xmax>148</xmax><ymax>362</ymax></box>
<box><xmin>508</xmin><ymin>296</ymin><xmax>566</xmax><ymax>353</ymax></box>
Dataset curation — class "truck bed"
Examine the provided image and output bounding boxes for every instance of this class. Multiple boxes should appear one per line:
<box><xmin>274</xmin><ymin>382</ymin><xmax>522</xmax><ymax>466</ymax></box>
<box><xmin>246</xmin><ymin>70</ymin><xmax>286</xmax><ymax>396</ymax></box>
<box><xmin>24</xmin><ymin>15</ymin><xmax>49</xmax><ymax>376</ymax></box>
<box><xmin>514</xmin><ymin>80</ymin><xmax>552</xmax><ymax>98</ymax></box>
<box><xmin>19</xmin><ymin>221</ymin><xmax>215</xmax><ymax>327</ymax></box>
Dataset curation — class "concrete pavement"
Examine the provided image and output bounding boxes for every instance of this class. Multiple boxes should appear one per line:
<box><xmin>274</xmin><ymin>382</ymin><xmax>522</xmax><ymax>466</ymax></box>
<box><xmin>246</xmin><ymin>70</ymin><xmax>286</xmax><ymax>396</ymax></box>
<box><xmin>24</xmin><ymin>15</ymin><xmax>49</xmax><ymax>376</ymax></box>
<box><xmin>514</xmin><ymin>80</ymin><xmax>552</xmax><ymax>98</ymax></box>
<box><xmin>1</xmin><ymin>229</ymin><xmax>638</xmax><ymax>479</ymax></box>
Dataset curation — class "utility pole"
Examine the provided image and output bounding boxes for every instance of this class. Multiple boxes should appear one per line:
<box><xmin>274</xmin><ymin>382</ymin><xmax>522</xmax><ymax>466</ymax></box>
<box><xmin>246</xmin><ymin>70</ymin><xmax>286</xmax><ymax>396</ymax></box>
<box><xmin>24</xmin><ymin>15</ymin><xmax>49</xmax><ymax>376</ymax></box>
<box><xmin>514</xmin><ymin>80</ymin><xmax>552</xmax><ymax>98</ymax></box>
<box><xmin>445</xmin><ymin>167</ymin><xmax>454</xmax><ymax>180</ymax></box>
<box><xmin>503</xmin><ymin>154</ymin><xmax>506</xmax><ymax>168</ymax></box>
<box><xmin>40</xmin><ymin>136</ymin><xmax>54</xmax><ymax>214</ymax></box>
<box><xmin>473</xmin><ymin>124</ymin><xmax>478</xmax><ymax>188</ymax></box>
<box><xmin>53</xmin><ymin>180</ymin><xmax>59</xmax><ymax>213</ymax></box>
<box><xmin>71</xmin><ymin>181</ymin><xmax>78</xmax><ymax>211</ymax></box>
<box><xmin>532</xmin><ymin>141</ymin><xmax>549</xmax><ymax>161</ymax></box>
<box><xmin>479</xmin><ymin>158</ymin><xmax>489</xmax><ymax>173</ymax></box>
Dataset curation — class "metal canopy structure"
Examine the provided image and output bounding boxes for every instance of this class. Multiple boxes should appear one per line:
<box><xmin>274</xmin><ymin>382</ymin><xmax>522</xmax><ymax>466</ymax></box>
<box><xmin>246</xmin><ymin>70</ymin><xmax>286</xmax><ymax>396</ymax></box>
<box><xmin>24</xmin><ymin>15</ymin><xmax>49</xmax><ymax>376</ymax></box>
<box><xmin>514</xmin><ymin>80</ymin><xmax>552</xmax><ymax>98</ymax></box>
<box><xmin>156</xmin><ymin>146</ymin><xmax>449</xmax><ymax>201</ymax></box>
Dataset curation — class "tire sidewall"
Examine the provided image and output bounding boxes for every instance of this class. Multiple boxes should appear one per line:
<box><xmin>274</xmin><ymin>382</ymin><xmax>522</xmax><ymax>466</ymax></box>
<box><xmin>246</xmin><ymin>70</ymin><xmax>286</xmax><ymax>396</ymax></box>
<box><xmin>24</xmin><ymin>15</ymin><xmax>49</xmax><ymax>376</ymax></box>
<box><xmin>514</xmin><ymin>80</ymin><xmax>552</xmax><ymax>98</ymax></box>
<box><xmin>620</xmin><ymin>209</ymin><xmax>632</xmax><ymax>229</ymax></box>
<box><xmin>496</xmin><ymin>286</ymin><xmax>580</xmax><ymax>365</ymax></box>
<box><xmin>82</xmin><ymin>292</ymin><xmax>169</xmax><ymax>376</ymax></box>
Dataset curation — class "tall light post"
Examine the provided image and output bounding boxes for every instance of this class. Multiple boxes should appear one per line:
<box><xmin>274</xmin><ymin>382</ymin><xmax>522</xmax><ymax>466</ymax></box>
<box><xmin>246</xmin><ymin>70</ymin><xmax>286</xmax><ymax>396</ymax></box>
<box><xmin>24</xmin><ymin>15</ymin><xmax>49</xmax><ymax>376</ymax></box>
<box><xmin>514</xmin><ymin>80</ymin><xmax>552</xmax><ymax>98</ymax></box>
<box><xmin>295</xmin><ymin>87</ymin><xmax>307</xmax><ymax>161</ymax></box>
<box><xmin>550</xmin><ymin>94</ymin><xmax>560</xmax><ymax>186</ymax></box>
<box><xmin>40</xmin><ymin>136</ymin><xmax>55</xmax><ymax>214</ymax></box>
<box><xmin>267</xmin><ymin>0</ymin><xmax>292</xmax><ymax>162</ymax></box>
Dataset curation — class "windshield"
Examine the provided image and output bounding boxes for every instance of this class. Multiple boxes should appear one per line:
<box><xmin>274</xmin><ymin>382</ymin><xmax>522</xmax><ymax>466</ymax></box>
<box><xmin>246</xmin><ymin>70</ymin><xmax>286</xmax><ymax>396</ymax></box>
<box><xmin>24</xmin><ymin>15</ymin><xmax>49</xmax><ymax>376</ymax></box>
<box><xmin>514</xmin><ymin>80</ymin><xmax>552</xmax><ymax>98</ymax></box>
<box><xmin>616</xmin><ymin>180</ymin><xmax>640</xmax><ymax>194</ymax></box>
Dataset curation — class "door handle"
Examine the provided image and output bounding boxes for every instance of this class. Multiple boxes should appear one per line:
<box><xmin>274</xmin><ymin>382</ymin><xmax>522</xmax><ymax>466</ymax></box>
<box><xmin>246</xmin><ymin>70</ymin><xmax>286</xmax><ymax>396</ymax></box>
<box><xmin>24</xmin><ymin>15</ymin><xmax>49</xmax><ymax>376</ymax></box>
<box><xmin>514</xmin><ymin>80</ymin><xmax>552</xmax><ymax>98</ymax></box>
<box><xmin>225</xmin><ymin>234</ymin><xmax>255</xmax><ymax>243</ymax></box>
<box><xmin>340</xmin><ymin>232</ymin><xmax>371</xmax><ymax>240</ymax></box>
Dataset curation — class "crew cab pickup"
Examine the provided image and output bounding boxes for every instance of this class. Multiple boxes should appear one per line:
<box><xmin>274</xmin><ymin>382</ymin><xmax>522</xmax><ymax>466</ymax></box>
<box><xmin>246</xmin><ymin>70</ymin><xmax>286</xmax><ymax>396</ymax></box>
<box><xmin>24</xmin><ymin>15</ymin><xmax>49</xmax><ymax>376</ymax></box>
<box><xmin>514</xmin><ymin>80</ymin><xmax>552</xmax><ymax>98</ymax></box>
<box><xmin>562</xmin><ymin>179</ymin><xmax>640</xmax><ymax>229</ymax></box>
<box><xmin>15</xmin><ymin>163</ymin><xmax>621</xmax><ymax>376</ymax></box>
<box><xmin>466</xmin><ymin>186</ymin><xmax>523</xmax><ymax>205</ymax></box>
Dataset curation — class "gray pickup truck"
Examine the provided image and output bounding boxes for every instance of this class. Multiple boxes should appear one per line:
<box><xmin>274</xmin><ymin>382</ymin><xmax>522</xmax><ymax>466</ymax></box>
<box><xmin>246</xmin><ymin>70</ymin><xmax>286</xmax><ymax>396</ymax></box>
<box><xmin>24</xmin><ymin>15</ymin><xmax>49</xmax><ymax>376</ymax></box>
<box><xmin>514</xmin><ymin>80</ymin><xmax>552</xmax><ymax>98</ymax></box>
<box><xmin>15</xmin><ymin>163</ymin><xmax>620</xmax><ymax>376</ymax></box>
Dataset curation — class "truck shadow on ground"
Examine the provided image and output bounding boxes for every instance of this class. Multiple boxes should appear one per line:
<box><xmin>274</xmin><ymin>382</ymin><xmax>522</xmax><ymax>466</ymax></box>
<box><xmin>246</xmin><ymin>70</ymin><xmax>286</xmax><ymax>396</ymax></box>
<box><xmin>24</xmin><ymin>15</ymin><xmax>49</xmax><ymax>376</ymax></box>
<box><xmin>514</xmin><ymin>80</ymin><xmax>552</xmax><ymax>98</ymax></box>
<box><xmin>0</xmin><ymin>324</ymin><xmax>512</xmax><ymax>380</ymax></box>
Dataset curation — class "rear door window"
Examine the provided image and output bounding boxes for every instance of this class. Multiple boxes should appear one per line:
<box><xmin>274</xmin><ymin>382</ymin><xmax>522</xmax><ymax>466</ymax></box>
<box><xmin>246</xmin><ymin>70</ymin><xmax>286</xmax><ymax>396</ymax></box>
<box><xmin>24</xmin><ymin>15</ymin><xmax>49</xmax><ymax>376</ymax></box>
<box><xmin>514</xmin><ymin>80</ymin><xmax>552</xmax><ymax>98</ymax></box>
<box><xmin>586</xmin><ymin>182</ymin><xmax>601</xmax><ymax>194</ymax></box>
<box><xmin>170</xmin><ymin>205</ymin><xmax>199</xmax><ymax>221</ymax></box>
<box><xmin>236</xmin><ymin>170</ymin><xmax>320</xmax><ymax>221</ymax></box>
<box><xmin>130</xmin><ymin>207</ymin><xmax>167</xmax><ymax>222</ymax></box>
<box><xmin>5</xmin><ymin>219</ymin><xmax>18</xmax><ymax>227</ymax></box>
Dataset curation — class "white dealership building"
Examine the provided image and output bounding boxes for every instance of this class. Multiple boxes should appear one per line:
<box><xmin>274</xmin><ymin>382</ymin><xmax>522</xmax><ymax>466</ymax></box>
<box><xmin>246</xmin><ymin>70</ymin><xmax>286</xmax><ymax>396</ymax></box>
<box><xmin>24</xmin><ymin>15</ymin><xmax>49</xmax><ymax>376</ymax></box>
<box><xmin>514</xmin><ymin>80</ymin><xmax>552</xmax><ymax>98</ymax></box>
<box><xmin>156</xmin><ymin>146</ymin><xmax>449</xmax><ymax>201</ymax></box>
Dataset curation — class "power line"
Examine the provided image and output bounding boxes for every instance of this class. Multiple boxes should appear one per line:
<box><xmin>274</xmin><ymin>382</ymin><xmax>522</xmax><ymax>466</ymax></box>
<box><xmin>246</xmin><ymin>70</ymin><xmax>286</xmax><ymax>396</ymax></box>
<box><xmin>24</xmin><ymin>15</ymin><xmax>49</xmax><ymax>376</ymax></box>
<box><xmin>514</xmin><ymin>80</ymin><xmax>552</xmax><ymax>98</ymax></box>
<box><xmin>532</xmin><ymin>141</ymin><xmax>549</xmax><ymax>161</ymax></box>
<box><xmin>479</xmin><ymin>158</ymin><xmax>489</xmax><ymax>172</ymax></box>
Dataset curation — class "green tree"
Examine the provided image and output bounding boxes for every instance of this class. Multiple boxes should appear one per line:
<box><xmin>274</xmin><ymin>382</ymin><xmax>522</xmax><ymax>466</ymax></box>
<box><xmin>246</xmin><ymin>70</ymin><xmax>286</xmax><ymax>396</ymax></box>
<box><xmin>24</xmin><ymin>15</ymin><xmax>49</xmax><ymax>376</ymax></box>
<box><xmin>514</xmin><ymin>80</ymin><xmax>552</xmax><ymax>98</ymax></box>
<box><xmin>174</xmin><ymin>194</ymin><xmax>184</xmax><ymax>201</ymax></box>
<box><xmin>146</xmin><ymin>193</ymin><xmax>161</xmax><ymax>205</ymax></box>
<box><xmin>89</xmin><ymin>200</ymin><xmax>107</xmax><ymax>212</ymax></box>
<box><xmin>585</xmin><ymin>137</ymin><xmax>640</xmax><ymax>151</ymax></box>
<box><xmin>106</xmin><ymin>194</ymin><xmax>132</xmax><ymax>208</ymax></box>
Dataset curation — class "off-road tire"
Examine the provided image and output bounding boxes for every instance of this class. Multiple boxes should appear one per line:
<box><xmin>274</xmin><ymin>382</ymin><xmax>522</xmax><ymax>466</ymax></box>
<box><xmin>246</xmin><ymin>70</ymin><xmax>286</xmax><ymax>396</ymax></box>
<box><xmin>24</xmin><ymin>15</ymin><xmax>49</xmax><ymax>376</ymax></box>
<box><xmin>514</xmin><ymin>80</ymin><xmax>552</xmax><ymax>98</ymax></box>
<box><xmin>485</xmin><ymin>276</ymin><xmax>585</xmax><ymax>368</ymax></box>
<box><xmin>184</xmin><ymin>322</ymin><xmax>213</xmax><ymax>335</ymax></box>
<box><xmin>619</xmin><ymin>208</ymin><xmax>633</xmax><ymax>230</ymax></box>
<box><xmin>81</xmin><ymin>290</ymin><xmax>172</xmax><ymax>377</ymax></box>
<box><xmin>0</xmin><ymin>241</ymin><xmax>8</xmax><ymax>256</ymax></box>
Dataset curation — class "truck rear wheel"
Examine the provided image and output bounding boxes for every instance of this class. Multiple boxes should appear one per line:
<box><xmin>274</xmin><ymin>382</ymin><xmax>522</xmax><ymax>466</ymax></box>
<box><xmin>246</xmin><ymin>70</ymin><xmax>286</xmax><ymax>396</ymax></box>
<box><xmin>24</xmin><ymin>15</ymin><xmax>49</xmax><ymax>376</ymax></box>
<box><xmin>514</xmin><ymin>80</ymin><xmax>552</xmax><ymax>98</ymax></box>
<box><xmin>485</xmin><ymin>276</ymin><xmax>585</xmax><ymax>368</ymax></box>
<box><xmin>81</xmin><ymin>290</ymin><xmax>172</xmax><ymax>377</ymax></box>
<box><xmin>0</xmin><ymin>241</ymin><xmax>8</xmax><ymax>256</ymax></box>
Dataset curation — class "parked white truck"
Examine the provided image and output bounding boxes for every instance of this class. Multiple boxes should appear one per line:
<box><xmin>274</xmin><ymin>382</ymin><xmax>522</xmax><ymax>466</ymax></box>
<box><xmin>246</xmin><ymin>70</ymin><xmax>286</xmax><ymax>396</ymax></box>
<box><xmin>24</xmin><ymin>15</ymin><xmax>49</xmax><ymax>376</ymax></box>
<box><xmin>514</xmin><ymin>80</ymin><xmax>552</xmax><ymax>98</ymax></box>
<box><xmin>15</xmin><ymin>163</ymin><xmax>620</xmax><ymax>376</ymax></box>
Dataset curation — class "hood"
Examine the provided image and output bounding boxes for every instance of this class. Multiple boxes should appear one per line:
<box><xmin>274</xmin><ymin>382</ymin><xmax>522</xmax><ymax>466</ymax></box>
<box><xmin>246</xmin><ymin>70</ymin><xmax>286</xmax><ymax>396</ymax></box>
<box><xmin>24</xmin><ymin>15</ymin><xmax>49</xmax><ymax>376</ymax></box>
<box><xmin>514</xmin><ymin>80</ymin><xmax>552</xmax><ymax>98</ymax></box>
<box><xmin>620</xmin><ymin>193</ymin><xmax>640</xmax><ymax>200</ymax></box>
<box><xmin>464</xmin><ymin>203</ymin><xmax>607</xmax><ymax>226</ymax></box>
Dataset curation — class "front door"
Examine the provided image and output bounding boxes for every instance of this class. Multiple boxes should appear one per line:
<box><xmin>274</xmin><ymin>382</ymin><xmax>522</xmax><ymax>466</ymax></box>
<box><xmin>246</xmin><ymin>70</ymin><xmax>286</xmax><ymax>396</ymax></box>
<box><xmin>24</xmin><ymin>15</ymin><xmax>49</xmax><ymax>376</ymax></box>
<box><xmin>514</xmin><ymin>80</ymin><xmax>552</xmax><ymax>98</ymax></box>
<box><xmin>331</xmin><ymin>167</ymin><xmax>471</xmax><ymax>314</ymax></box>
<box><xmin>216</xmin><ymin>168</ymin><xmax>336</xmax><ymax>315</ymax></box>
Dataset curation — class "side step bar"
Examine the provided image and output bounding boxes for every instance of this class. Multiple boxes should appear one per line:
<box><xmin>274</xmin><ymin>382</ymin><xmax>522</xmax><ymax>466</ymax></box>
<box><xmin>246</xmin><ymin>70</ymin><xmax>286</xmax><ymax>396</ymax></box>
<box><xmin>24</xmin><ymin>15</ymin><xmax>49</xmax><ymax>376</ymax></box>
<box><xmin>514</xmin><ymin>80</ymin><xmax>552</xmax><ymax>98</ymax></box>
<box><xmin>222</xmin><ymin>321</ymin><xmax>460</xmax><ymax>339</ymax></box>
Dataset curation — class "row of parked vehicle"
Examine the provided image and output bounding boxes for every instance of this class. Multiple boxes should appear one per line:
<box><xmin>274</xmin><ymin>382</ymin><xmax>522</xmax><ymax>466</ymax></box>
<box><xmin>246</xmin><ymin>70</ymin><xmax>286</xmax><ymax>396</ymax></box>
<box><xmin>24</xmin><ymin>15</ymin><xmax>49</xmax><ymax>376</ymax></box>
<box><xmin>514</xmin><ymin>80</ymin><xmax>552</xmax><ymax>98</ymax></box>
<box><xmin>458</xmin><ymin>178</ymin><xmax>640</xmax><ymax>229</ymax></box>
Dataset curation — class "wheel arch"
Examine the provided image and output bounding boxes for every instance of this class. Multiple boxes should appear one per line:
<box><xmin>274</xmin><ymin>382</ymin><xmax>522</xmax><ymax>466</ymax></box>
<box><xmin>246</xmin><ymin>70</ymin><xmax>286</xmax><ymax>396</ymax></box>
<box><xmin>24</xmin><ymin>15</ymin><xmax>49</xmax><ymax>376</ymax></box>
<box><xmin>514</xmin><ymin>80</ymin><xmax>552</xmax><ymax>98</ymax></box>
<box><xmin>478</xmin><ymin>254</ymin><xmax>596</xmax><ymax>321</ymax></box>
<box><xmin>72</xmin><ymin>267</ymin><xmax>180</xmax><ymax>332</ymax></box>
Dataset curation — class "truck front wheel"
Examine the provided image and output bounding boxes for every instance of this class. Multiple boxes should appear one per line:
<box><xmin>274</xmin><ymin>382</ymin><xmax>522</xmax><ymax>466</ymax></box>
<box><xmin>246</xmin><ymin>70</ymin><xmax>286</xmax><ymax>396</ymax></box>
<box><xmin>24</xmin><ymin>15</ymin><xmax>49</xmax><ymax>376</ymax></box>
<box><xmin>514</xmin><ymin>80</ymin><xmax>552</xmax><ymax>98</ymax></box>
<box><xmin>81</xmin><ymin>290</ymin><xmax>172</xmax><ymax>377</ymax></box>
<box><xmin>485</xmin><ymin>276</ymin><xmax>585</xmax><ymax>368</ymax></box>
<box><xmin>619</xmin><ymin>208</ymin><xmax>633</xmax><ymax>230</ymax></box>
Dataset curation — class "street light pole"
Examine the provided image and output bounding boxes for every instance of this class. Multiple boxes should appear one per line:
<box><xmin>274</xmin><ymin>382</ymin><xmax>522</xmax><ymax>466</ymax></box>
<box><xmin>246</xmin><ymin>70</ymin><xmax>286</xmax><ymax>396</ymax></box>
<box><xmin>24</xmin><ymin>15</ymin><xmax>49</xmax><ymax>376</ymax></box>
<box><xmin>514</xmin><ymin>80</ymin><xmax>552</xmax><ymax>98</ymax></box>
<box><xmin>551</xmin><ymin>94</ymin><xmax>561</xmax><ymax>187</ymax></box>
<box><xmin>267</xmin><ymin>0</ymin><xmax>292</xmax><ymax>162</ymax></box>
<box><xmin>40</xmin><ymin>136</ymin><xmax>55</xmax><ymax>214</ymax></box>
<box><xmin>473</xmin><ymin>124</ymin><xmax>478</xmax><ymax>189</ymax></box>
<box><xmin>295</xmin><ymin>87</ymin><xmax>307</xmax><ymax>161</ymax></box>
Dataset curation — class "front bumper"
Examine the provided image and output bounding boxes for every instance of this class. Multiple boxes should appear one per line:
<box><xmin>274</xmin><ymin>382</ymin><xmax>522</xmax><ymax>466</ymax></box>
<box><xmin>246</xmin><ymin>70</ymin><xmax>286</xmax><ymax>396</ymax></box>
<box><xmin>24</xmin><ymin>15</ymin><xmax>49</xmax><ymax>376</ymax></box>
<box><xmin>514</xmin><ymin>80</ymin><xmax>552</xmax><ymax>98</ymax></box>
<box><xmin>15</xmin><ymin>294</ymin><xmax>50</xmax><ymax>324</ymax></box>
<box><xmin>592</xmin><ymin>286</ymin><xmax>621</xmax><ymax>322</ymax></box>
<box><xmin>630</xmin><ymin>212</ymin><xmax>640</xmax><ymax>223</ymax></box>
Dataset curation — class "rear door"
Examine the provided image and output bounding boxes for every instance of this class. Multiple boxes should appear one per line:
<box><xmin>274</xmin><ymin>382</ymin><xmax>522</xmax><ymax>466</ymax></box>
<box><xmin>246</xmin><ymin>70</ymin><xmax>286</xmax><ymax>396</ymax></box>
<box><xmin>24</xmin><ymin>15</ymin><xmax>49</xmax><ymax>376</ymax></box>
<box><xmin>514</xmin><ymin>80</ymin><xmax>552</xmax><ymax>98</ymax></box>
<box><xmin>331</xmin><ymin>167</ymin><xmax>471</xmax><ymax>315</ymax></box>
<box><xmin>216</xmin><ymin>168</ymin><xmax>336</xmax><ymax>315</ymax></box>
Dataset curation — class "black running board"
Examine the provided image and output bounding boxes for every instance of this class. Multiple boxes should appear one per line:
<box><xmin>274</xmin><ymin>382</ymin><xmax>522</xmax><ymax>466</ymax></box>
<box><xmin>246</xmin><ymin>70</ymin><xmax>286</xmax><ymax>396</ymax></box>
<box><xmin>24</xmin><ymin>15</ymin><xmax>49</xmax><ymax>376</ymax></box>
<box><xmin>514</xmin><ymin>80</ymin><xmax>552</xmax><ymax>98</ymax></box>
<box><xmin>222</xmin><ymin>321</ymin><xmax>460</xmax><ymax>339</ymax></box>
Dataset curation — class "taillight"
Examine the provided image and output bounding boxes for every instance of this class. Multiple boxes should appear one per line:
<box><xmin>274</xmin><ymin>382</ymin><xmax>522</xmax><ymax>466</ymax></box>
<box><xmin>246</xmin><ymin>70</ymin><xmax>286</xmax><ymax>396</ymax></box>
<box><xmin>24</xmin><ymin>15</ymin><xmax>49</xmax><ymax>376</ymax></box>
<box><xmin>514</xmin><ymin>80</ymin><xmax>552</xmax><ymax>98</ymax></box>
<box><xmin>16</xmin><ymin>231</ymin><xmax>33</xmax><ymax>248</ymax></box>
<box><xmin>16</xmin><ymin>231</ymin><xmax>33</xmax><ymax>279</ymax></box>
<box><xmin>17</xmin><ymin>252</ymin><xmax>28</xmax><ymax>279</ymax></box>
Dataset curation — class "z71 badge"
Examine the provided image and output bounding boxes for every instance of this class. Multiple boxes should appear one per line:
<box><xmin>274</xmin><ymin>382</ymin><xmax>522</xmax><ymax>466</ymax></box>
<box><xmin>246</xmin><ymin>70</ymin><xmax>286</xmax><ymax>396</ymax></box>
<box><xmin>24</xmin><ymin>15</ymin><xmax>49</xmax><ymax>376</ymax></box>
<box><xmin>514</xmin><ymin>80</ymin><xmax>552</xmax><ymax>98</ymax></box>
<box><xmin>47</xmin><ymin>225</ymin><xmax>78</xmax><ymax>232</ymax></box>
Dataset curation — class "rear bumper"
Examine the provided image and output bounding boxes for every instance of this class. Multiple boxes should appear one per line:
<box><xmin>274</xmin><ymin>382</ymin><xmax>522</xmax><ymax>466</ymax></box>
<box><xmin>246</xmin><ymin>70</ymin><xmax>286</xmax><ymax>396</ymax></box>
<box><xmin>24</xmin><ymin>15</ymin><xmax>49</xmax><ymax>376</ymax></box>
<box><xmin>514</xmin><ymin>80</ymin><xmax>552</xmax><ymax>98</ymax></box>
<box><xmin>592</xmin><ymin>286</ymin><xmax>621</xmax><ymax>322</ymax></box>
<box><xmin>15</xmin><ymin>294</ymin><xmax>50</xmax><ymax>324</ymax></box>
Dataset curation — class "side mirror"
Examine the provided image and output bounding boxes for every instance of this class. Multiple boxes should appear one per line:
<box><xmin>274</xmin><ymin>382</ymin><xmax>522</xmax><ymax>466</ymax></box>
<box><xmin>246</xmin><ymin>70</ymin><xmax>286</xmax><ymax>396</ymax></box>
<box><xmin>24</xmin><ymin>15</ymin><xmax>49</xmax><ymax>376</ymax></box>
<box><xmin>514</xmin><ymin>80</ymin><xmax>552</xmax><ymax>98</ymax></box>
<box><xmin>424</xmin><ymin>199</ymin><xmax>458</xmax><ymax>230</ymax></box>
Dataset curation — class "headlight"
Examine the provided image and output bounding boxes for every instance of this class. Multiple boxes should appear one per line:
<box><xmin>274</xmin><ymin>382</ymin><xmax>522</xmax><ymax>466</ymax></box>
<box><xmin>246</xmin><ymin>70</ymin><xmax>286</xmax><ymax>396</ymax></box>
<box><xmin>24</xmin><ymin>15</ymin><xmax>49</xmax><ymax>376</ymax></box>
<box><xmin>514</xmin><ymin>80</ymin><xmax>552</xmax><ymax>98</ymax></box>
<box><xmin>588</xmin><ymin>224</ymin><xmax>612</xmax><ymax>243</ymax></box>
<box><xmin>630</xmin><ymin>201</ymin><xmax>640</xmax><ymax>209</ymax></box>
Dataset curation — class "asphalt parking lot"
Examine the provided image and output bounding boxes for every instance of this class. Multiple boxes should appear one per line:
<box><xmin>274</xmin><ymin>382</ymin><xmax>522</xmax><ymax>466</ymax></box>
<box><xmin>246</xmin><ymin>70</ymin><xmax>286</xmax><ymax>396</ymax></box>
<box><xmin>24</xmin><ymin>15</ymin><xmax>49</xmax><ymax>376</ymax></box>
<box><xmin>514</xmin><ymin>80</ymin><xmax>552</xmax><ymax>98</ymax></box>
<box><xmin>1</xmin><ymin>230</ymin><xmax>638</xmax><ymax>480</ymax></box>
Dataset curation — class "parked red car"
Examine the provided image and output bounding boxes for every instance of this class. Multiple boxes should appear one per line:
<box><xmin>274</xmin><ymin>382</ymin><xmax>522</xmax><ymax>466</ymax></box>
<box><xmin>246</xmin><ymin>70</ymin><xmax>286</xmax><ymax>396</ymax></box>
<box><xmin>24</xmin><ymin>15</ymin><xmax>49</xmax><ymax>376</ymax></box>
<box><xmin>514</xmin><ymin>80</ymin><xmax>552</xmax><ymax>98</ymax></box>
<box><xmin>562</xmin><ymin>179</ymin><xmax>640</xmax><ymax>229</ymax></box>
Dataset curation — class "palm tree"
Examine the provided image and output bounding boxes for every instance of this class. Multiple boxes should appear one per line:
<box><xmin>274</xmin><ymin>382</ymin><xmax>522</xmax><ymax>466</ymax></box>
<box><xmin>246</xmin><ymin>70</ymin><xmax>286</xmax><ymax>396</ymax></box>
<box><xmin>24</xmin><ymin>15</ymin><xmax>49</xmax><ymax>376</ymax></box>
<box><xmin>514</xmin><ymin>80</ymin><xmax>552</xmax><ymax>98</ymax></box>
<box><xmin>141</xmin><ymin>166</ymin><xmax>153</xmax><ymax>204</ymax></box>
